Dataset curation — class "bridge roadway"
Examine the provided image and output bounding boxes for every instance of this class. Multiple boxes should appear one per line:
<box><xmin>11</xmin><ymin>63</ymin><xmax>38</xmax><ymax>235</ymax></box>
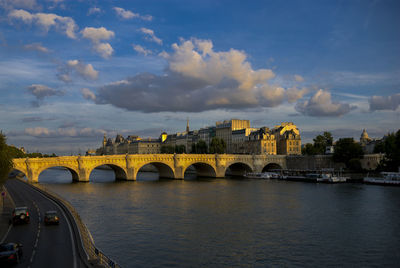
<box><xmin>3</xmin><ymin>179</ymin><xmax>87</xmax><ymax>267</ymax></box>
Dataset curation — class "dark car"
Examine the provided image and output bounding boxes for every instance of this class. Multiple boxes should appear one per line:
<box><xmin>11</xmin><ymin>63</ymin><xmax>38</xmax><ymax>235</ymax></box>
<box><xmin>0</xmin><ymin>243</ymin><xmax>23</xmax><ymax>264</ymax></box>
<box><xmin>11</xmin><ymin>207</ymin><xmax>30</xmax><ymax>225</ymax></box>
<box><xmin>44</xmin><ymin>211</ymin><xmax>59</xmax><ymax>225</ymax></box>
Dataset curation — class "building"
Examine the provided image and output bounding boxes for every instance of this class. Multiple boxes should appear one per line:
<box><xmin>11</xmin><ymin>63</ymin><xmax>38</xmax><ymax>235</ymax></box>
<box><xmin>359</xmin><ymin>129</ymin><xmax>380</xmax><ymax>154</ymax></box>
<box><xmin>271</xmin><ymin>122</ymin><xmax>301</xmax><ymax>155</ymax></box>
<box><xmin>96</xmin><ymin>119</ymin><xmax>302</xmax><ymax>156</ymax></box>
<box><xmin>246</xmin><ymin>127</ymin><xmax>277</xmax><ymax>155</ymax></box>
<box><xmin>216</xmin><ymin>119</ymin><xmax>251</xmax><ymax>153</ymax></box>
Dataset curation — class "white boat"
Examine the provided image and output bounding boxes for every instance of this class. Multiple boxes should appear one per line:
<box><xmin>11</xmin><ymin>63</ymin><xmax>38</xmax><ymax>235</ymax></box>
<box><xmin>317</xmin><ymin>173</ymin><xmax>348</xmax><ymax>183</ymax></box>
<box><xmin>244</xmin><ymin>172</ymin><xmax>279</xmax><ymax>179</ymax></box>
<box><xmin>363</xmin><ymin>172</ymin><xmax>400</xmax><ymax>186</ymax></box>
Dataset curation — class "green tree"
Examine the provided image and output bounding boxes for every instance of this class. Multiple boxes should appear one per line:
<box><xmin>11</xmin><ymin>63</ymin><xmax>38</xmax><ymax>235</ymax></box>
<box><xmin>161</xmin><ymin>145</ymin><xmax>175</xmax><ymax>153</ymax></box>
<box><xmin>302</xmin><ymin>143</ymin><xmax>317</xmax><ymax>155</ymax></box>
<box><xmin>0</xmin><ymin>132</ymin><xmax>13</xmax><ymax>185</ymax></box>
<box><xmin>302</xmin><ymin>132</ymin><xmax>333</xmax><ymax>155</ymax></box>
<box><xmin>175</xmin><ymin>145</ymin><xmax>186</xmax><ymax>153</ymax></box>
<box><xmin>313</xmin><ymin>132</ymin><xmax>333</xmax><ymax>154</ymax></box>
<box><xmin>191</xmin><ymin>140</ymin><xmax>208</xmax><ymax>154</ymax></box>
<box><xmin>333</xmin><ymin>138</ymin><xmax>364</xmax><ymax>170</ymax></box>
<box><xmin>209</xmin><ymin>137</ymin><xmax>226</xmax><ymax>154</ymax></box>
<box><xmin>377</xmin><ymin>130</ymin><xmax>400</xmax><ymax>171</ymax></box>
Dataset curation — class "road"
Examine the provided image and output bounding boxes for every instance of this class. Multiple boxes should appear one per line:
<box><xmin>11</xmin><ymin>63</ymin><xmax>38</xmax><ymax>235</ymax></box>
<box><xmin>3</xmin><ymin>179</ymin><xmax>86</xmax><ymax>268</ymax></box>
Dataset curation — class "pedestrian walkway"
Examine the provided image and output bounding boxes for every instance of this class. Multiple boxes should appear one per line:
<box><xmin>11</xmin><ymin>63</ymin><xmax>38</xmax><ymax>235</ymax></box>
<box><xmin>0</xmin><ymin>185</ymin><xmax>14</xmax><ymax>242</ymax></box>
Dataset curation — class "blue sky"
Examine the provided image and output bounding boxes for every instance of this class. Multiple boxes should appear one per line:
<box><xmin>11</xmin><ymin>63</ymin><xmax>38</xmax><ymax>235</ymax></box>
<box><xmin>0</xmin><ymin>0</ymin><xmax>399</xmax><ymax>154</ymax></box>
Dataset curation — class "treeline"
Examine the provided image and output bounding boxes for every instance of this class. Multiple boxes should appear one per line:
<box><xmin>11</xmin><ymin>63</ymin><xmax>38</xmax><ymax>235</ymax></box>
<box><xmin>161</xmin><ymin>137</ymin><xmax>226</xmax><ymax>154</ymax></box>
<box><xmin>302</xmin><ymin>130</ymin><xmax>400</xmax><ymax>172</ymax></box>
<box><xmin>373</xmin><ymin>130</ymin><xmax>400</xmax><ymax>171</ymax></box>
<box><xmin>0</xmin><ymin>131</ymin><xmax>58</xmax><ymax>185</ymax></box>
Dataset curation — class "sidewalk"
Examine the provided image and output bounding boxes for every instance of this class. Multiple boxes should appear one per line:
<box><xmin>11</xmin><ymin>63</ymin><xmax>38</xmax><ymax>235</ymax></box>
<box><xmin>0</xmin><ymin>184</ymin><xmax>15</xmax><ymax>242</ymax></box>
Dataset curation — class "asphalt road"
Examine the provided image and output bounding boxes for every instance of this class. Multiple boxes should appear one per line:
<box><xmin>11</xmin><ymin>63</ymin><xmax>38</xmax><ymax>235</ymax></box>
<box><xmin>3</xmin><ymin>179</ymin><xmax>86</xmax><ymax>268</ymax></box>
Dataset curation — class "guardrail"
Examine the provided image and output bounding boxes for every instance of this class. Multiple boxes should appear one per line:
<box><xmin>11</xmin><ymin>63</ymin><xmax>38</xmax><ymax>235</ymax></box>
<box><xmin>21</xmin><ymin>179</ymin><xmax>122</xmax><ymax>268</ymax></box>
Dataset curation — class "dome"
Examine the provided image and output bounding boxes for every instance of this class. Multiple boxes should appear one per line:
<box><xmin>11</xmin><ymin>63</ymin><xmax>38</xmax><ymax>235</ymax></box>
<box><xmin>361</xmin><ymin>129</ymin><xmax>369</xmax><ymax>139</ymax></box>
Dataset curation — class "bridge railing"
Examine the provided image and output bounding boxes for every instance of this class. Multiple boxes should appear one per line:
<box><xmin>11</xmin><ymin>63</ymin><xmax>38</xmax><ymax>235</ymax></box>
<box><xmin>22</xmin><ymin>179</ymin><xmax>122</xmax><ymax>268</ymax></box>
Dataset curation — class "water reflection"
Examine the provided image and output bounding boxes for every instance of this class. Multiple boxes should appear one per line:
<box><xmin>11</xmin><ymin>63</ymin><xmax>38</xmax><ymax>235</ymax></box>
<box><xmin>37</xmin><ymin>169</ymin><xmax>400</xmax><ymax>267</ymax></box>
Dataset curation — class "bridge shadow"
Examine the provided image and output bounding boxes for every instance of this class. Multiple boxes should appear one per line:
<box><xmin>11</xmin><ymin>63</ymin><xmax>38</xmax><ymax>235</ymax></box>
<box><xmin>38</xmin><ymin>167</ymin><xmax>75</xmax><ymax>183</ymax></box>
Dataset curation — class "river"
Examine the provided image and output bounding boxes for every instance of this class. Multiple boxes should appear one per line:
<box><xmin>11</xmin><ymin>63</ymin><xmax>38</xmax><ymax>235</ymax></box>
<box><xmin>34</xmin><ymin>168</ymin><xmax>400</xmax><ymax>267</ymax></box>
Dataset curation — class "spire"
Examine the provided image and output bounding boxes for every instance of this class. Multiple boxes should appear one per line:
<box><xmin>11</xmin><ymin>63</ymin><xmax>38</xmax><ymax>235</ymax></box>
<box><xmin>103</xmin><ymin>133</ymin><xmax>107</xmax><ymax>147</ymax></box>
<box><xmin>186</xmin><ymin>118</ymin><xmax>190</xmax><ymax>133</ymax></box>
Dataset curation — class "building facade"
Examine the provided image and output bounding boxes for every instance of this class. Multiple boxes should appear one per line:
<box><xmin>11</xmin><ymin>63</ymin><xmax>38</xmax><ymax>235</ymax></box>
<box><xmin>96</xmin><ymin>120</ymin><xmax>301</xmax><ymax>156</ymax></box>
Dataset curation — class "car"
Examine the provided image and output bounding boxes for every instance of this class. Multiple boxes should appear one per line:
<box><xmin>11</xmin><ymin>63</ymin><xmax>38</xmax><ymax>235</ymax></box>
<box><xmin>44</xmin><ymin>210</ymin><xmax>59</xmax><ymax>225</ymax></box>
<box><xmin>0</xmin><ymin>243</ymin><xmax>23</xmax><ymax>264</ymax></box>
<box><xmin>11</xmin><ymin>207</ymin><xmax>30</xmax><ymax>225</ymax></box>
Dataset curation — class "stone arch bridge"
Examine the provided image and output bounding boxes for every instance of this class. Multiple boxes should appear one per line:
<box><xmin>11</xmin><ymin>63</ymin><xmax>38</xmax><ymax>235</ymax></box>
<box><xmin>12</xmin><ymin>154</ymin><xmax>287</xmax><ymax>183</ymax></box>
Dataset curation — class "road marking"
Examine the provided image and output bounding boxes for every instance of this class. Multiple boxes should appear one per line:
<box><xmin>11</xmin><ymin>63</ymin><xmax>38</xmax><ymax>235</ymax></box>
<box><xmin>0</xmin><ymin>224</ymin><xmax>12</xmax><ymax>243</ymax></box>
<box><xmin>30</xmin><ymin>249</ymin><xmax>36</xmax><ymax>263</ymax></box>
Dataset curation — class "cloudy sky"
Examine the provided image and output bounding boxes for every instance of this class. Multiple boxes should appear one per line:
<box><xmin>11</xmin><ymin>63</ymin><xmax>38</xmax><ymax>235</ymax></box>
<box><xmin>0</xmin><ymin>0</ymin><xmax>399</xmax><ymax>154</ymax></box>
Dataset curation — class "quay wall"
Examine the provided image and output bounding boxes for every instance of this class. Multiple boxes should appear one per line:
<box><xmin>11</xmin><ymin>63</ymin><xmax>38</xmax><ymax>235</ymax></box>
<box><xmin>286</xmin><ymin>154</ymin><xmax>383</xmax><ymax>171</ymax></box>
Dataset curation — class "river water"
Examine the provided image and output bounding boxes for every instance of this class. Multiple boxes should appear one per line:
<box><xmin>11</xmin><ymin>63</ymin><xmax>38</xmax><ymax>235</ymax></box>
<box><xmin>35</xmin><ymin>168</ymin><xmax>400</xmax><ymax>267</ymax></box>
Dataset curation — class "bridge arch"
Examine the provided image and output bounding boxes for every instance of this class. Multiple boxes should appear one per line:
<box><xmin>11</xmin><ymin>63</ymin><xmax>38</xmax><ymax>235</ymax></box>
<box><xmin>9</xmin><ymin>168</ymin><xmax>27</xmax><ymax>179</ymax></box>
<box><xmin>136</xmin><ymin>162</ymin><xmax>175</xmax><ymax>180</ymax></box>
<box><xmin>225</xmin><ymin>162</ymin><xmax>254</xmax><ymax>177</ymax></box>
<box><xmin>262</xmin><ymin>163</ymin><xmax>282</xmax><ymax>172</ymax></box>
<box><xmin>37</xmin><ymin>165</ymin><xmax>80</xmax><ymax>182</ymax></box>
<box><xmin>88</xmin><ymin>164</ymin><xmax>128</xmax><ymax>181</ymax></box>
<box><xmin>183</xmin><ymin>162</ymin><xmax>217</xmax><ymax>178</ymax></box>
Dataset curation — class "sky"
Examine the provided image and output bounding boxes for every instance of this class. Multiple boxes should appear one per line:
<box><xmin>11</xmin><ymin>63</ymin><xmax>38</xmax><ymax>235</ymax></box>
<box><xmin>0</xmin><ymin>0</ymin><xmax>399</xmax><ymax>155</ymax></box>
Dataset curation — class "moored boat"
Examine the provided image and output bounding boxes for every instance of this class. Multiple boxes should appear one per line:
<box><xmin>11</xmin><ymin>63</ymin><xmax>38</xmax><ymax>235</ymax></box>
<box><xmin>317</xmin><ymin>173</ymin><xmax>348</xmax><ymax>183</ymax></box>
<box><xmin>244</xmin><ymin>172</ymin><xmax>279</xmax><ymax>179</ymax></box>
<box><xmin>363</xmin><ymin>172</ymin><xmax>400</xmax><ymax>186</ymax></box>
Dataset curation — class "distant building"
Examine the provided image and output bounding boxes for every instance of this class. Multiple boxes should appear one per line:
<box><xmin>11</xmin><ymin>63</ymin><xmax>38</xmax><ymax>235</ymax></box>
<box><xmin>96</xmin><ymin>119</ymin><xmax>302</xmax><ymax>155</ymax></box>
<box><xmin>216</xmin><ymin>119</ymin><xmax>251</xmax><ymax>153</ymax></box>
<box><xmin>359</xmin><ymin>129</ymin><xmax>379</xmax><ymax>154</ymax></box>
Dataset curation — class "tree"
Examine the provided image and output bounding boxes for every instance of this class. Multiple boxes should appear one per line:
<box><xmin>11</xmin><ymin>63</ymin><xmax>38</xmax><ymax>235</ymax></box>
<box><xmin>161</xmin><ymin>145</ymin><xmax>175</xmax><ymax>154</ymax></box>
<box><xmin>209</xmin><ymin>137</ymin><xmax>226</xmax><ymax>154</ymax></box>
<box><xmin>191</xmin><ymin>140</ymin><xmax>208</xmax><ymax>154</ymax></box>
<box><xmin>377</xmin><ymin>130</ymin><xmax>400</xmax><ymax>171</ymax></box>
<box><xmin>0</xmin><ymin>132</ymin><xmax>13</xmax><ymax>185</ymax></box>
<box><xmin>333</xmin><ymin>138</ymin><xmax>364</xmax><ymax>170</ymax></box>
<box><xmin>313</xmin><ymin>132</ymin><xmax>333</xmax><ymax>155</ymax></box>
<box><xmin>302</xmin><ymin>132</ymin><xmax>333</xmax><ymax>155</ymax></box>
<box><xmin>174</xmin><ymin>145</ymin><xmax>186</xmax><ymax>153</ymax></box>
<box><xmin>302</xmin><ymin>143</ymin><xmax>317</xmax><ymax>155</ymax></box>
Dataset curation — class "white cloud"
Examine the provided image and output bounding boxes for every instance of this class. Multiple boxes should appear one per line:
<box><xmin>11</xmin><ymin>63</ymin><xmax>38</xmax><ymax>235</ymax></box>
<box><xmin>9</xmin><ymin>9</ymin><xmax>78</xmax><ymax>39</ymax></box>
<box><xmin>24</xmin><ymin>126</ymin><xmax>106</xmax><ymax>137</ymax></box>
<box><xmin>113</xmin><ymin>7</ymin><xmax>152</xmax><ymax>21</ymax></box>
<box><xmin>25</xmin><ymin>127</ymin><xmax>51</xmax><ymax>136</ymax></box>
<box><xmin>132</xmin><ymin>44</ymin><xmax>152</xmax><ymax>56</ymax></box>
<box><xmin>369</xmin><ymin>93</ymin><xmax>400</xmax><ymax>111</ymax></box>
<box><xmin>295</xmin><ymin>89</ymin><xmax>353</xmax><ymax>117</ymax></box>
<box><xmin>87</xmin><ymin>7</ymin><xmax>101</xmax><ymax>15</ymax></box>
<box><xmin>93</xmin><ymin>42</ymin><xmax>113</xmax><ymax>59</ymax></box>
<box><xmin>81</xmin><ymin>88</ymin><xmax>96</xmax><ymax>101</ymax></box>
<box><xmin>286</xmin><ymin>86</ymin><xmax>308</xmax><ymax>103</ymax></box>
<box><xmin>168</xmin><ymin>39</ymin><xmax>274</xmax><ymax>90</ymax></box>
<box><xmin>81</xmin><ymin>26</ymin><xmax>114</xmax><ymax>43</ymax></box>
<box><xmin>66</xmin><ymin>60</ymin><xmax>98</xmax><ymax>80</ymax></box>
<box><xmin>27</xmin><ymin>84</ymin><xmax>63</xmax><ymax>100</ymax></box>
<box><xmin>140</xmin><ymin>27</ymin><xmax>162</xmax><ymax>45</ymax></box>
<box><xmin>24</xmin><ymin>43</ymin><xmax>49</xmax><ymax>53</ymax></box>
<box><xmin>95</xmin><ymin>38</ymin><xmax>307</xmax><ymax>113</ymax></box>
<box><xmin>113</xmin><ymin>7</ymin><xmax>136</xmax><ymax>19</ymax></box>
<box><xmin>81</xmin><ymin>27</ymin><xmax>115</xmax><ymax>58</ymax></box>
<box><xmin>294</xmin><ymin>74</ymin><xmax>304</xmax><ymax>82</ymax></box>
<box><xmin>0</xmin><ymin>0</ymin><xmax>38</xmax><ymax>10</ymax></box>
